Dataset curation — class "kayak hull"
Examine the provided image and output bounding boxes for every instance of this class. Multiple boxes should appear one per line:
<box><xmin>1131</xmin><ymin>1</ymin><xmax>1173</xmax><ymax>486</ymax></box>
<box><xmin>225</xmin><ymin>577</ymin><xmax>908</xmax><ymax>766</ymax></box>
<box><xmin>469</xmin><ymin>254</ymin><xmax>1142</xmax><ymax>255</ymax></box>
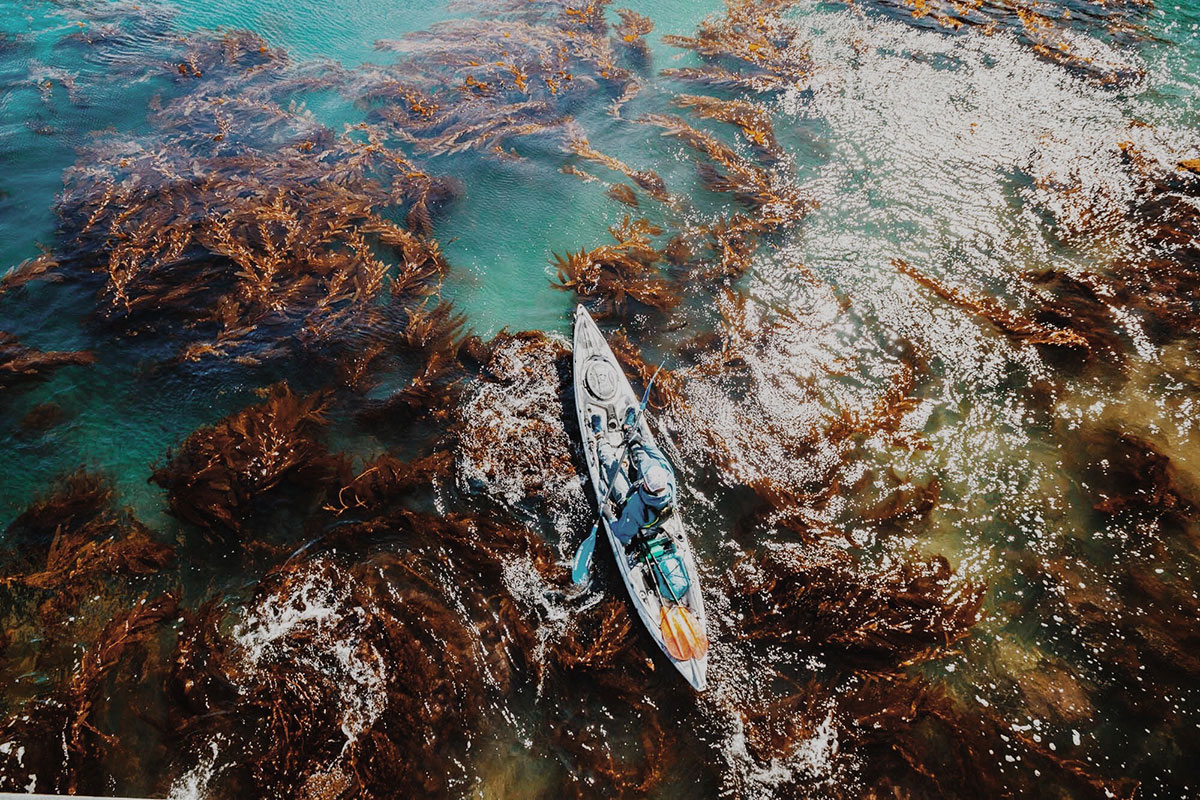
<box><xmin>572</xmin><ymin>305</ymin><xmax>708</xmax><ymax>691</ymax></box>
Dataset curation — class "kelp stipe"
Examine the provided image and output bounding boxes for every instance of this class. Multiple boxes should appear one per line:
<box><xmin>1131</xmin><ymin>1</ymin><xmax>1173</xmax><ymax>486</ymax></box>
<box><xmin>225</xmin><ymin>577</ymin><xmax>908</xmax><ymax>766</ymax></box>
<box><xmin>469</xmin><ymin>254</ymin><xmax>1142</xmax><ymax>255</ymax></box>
<box><xmin>894</xmin><ymin>258</ymin><xmax>1091</xmax><ymax>353</ymax></box>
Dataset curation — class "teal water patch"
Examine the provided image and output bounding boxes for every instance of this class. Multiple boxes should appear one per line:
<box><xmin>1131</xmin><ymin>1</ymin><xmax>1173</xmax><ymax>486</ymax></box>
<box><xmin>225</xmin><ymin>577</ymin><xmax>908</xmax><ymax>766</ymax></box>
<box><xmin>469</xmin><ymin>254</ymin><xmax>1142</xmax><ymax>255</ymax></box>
<box><xmin>0</xmin><ymin>1</ymin><xmax>181</xmax><ymax>266</ymax></box>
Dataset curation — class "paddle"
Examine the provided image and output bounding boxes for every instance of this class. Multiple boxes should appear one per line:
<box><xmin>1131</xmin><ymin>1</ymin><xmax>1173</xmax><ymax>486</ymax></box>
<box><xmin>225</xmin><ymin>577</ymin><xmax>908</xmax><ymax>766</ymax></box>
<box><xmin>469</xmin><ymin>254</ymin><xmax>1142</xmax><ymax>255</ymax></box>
<box><xmin>660</xmin><ymin>605</ymin><xmax>708</xmax><ymax>662</ymax></box>
<box><xmin>644</xmin><ymin>544</ymin><xmax>709</xmax><ymax>662</ymax></box>
<box><xmin>570</xmin><ymin>365</ymin><xmax>662</xmax><ymax>585</ymax></box>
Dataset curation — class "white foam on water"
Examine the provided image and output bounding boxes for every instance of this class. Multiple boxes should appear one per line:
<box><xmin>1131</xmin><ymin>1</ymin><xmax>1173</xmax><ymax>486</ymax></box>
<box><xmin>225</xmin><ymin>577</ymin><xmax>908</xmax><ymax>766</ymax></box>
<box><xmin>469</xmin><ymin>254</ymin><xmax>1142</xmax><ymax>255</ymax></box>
<box><xmin>454</xmin><ymin>334</ymin><xmax>591</xmax><ymax>540</ymax></box>
<box><xmin>717</xmin><ymin>694</ymin><xmax>853</xmax><ymax>799</ymax></box>
<box><xmin>0</xmin><ymin>741</ymin><xmax>33</xmax><ymax>793</ymax></box>
<box><xmin>231</xmin><ymin>560</ymin><xmax>388</xmax><ymax>755</ymax></box>
<box><xmin>498</xmin><ymin>556</ymin><xmax>589</xmax><ymax>696</ymax></box>
<box><xmin>168</xmin><ymin>738</ymin><xmax>224</xmax><ymax>800</ymax></box>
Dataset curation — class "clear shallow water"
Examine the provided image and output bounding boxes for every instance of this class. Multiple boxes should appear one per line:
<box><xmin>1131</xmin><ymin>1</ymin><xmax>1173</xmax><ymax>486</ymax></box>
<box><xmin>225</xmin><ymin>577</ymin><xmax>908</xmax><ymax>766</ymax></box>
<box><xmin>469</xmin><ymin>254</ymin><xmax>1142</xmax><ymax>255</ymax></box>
<box><xmin>1</xmin><ymin>0</ymin><xmax>1199</xmax><ymax>797</ymax></box>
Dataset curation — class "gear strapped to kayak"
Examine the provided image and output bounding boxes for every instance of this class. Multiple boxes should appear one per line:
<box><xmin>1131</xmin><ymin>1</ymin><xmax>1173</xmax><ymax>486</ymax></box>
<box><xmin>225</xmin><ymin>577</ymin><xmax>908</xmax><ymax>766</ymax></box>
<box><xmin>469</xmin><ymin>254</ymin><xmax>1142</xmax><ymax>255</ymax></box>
<box><xmin>637</xmin><ymin>534</ymin><xmax>691</xmax><ymax>600</ymax></box>
<box><xmin>571</xmin><ymin>305</ymin><xmax>709</xmax><ymax>691</ymax></box>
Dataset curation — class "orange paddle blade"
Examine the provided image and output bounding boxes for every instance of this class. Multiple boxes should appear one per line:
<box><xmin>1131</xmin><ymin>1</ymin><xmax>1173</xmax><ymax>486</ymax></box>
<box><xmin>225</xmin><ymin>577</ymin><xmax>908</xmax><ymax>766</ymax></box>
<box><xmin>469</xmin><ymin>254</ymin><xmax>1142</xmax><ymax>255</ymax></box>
<box><xmin>660</xmin><ymin>606</ymin><xmax>689</xmax><ymax>660</ymax></box>
<box><xmin>676</xmin><ymin>605</ymin><xmax>709</xmax><ymax>660</ymax></box>
<box><xmin>659</xmin><ymin>605</ymin><xmax>709</xmax><ymax>662</ymax></box>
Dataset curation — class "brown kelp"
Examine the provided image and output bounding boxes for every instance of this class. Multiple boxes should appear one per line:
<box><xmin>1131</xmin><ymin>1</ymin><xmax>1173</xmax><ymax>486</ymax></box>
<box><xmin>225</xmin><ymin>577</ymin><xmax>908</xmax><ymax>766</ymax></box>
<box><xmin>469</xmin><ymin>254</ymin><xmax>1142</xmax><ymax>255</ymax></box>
<box><xmin>1019</xmin><ymin>268</ymin><xmax>1129</xmax><ymax>367</ymax></box>
<box><xmin>641</xmin><ymin>113</ymin><xmax>814</xmax><ymax>231</ymax></box>
<box><xmin>661</xmin><ymin>0</ymin><xmax>816</xmax><ymax>93</ymax></box>
<box><xmin>0</xmin><ymin>473</ymin><xmax>177</xmax><ymax>796</ymax></box>
<box><xmin>350</xmin><ymin>300</ymin><xmax>471</xmax><ymax>422</ymax></box>
<box><xmin>606</xmin><ymin>329</ymin><xmax>687</xmax><ymax>411</ymax></box>
<box><xmin>607</xmin><ymin>181</ymin><xmax>640</xmax><ymax>207</ymax></box>
<box><xmin>841</xmin><ymin>0</ymin><xmax>1150</xmax><ymax>85</ymax></box>
<box><xmin>325</xmin><ymin>328</ymin><xmax>676</xmax><ymax>796</ymax></box>
<box><xmin>1021</xmin><ymin>122</ymin><xmax>1200</xmax><ymax>359</ymax></box>
<box><xmin>730</xmin><ymin>542</ymin><xmax>984</xmax><ymax>670</ymax></box>
<box><xmin>18</xmin><ymin>402</ymin><xmax>66</xmax><ymax>433</ymax></box>
<box><xmin>708</xmin><ymin>498</ymin><xmax>985</xmax><ymax>796</ymax></box>
<box><xmin>1108</xmin><ymin>131</ymin><xmax>1200</xmax><ymax>342</ymax></box>
<box><xmin>834</xmin><ymin>672</ymin><xmax>1139</xmax><ymax>799</ymax></box>
<box><xmin>54</xmin><ymin>126</ymin><xmax>448</xmax><ymax>362</ymax></box>
<box><xmin>1041</xmin><ymin>424</ymin><xmax>1200</xmax><ymax>706</ymax></box>
<box><xmin>360</xmin><ymin>0</ymin><xmax>646</xmax><ymax>157</ymax></box>
<box><xmin>165</xmin><ymin>454</ymin><xmax>580</xmax><ymax>795</ymax></box>
<box><xmin>63</xmin><ymin>595</ymin><xmax>179</xmax><ymax>794</ymax></box>
<box><xmin>2</xmin><ymin>505</ymin><xmax>170</xmax><ymax>611</ymax></box>
<box><xmin>608</xmin><ymin>0</ymin><xmax>821</xmax><ymax>306</ymax></box>
<box><xmin>536</xmin><ymin>1</ymin><xmax>817</xmax><ymax>314</ymax></box>
<box><xmin>164</xmin><ymin>490</ymin><xmax>579</xmax><ymax>796</ymax></box>
<box><xmin>655</xmin><ymin>289</ymin><xmax>935</xmax><ymax>541</ymax></box>
<box><xmin>539</xmin><ymin>598</ymin><xmax>680</xmax><ymax>797</ymax></box>
<box><xmin>674</xmin><ymin>94</ymin><xmax>782</xmax><ymax>163</ymax></box>
<box><xmin>1</xmin><ymin>472</ymin><xmax>173</xmax><ymax>625</ymax></box>
<box><xmin>311</xmin><ymin>494</ymin><xmax>571</xmax><ymax>693</ymax></box>
<box><xmin>672</xmin><ymin>296</ymin><xmax>842</xmax><ymax>500</ymax></box>
<box><xmin>545</xmin><ymin>598</ymin><xmax>636</xmax><ymax>674</ymax></box>
<box><xmin>0</xmin><ymin>330</ymin><xmax>95</xmax><ymax>391</ymax></box>
<box><xmin>721</xmin><ymin>539</ymin><xmax>1142</xmax><ymax>799</ymax></box>
<box><xmin>552</xmin><ymin>216</ymin><xmax>679</xmax><ymax>315</ymax></box>
<box><xmin>614</xmin><ymin>7</ymin><xmax>654</xmax><ymax>65</ymax></box>
<box><xmin>4</xmin><ymin>0</ymin><xmax>1199</xmax><ymax>796</ymax></box>
<box><xmin>0</xmin><ymin>594</ymin><xmax>179</xmax><ymax>796</ymax></box>
<box><xmin>151</xmin><ymin>383</ymin><xmax>339</xmax><ymax>536</ymax></box>
<box><xmin>659</xmin><ymin>213</ymin><xmax>778</xmax><ymax>284</ymax></box>
<box><xmin>169</xmin><ymin>556</ymin><xmax>485</xmax><ymax>799</ymax></box>
<box><xmin>559</xmin><ymin>142</ymin><xmax>646</xmax><ymax>208</ymax></box>
<box><xmin>566</xmin><ymin>134</ymin><xmax>671</xmax><ymax>202</ymax></box>
<box><xmin>1078</xmin><ymin>428</ymin><xmax>1198</xmax><ymax>522</ymax></box>
<box><xmin>0</xmin><ymin>250</ymin><xmax>60</xmax><ymax>295</ymax></box>
<box><xmin>894</xmin><ymin>257</ymin><xmax>1092</xmax><ymax>353</ymax></box>
<box><xmin>1036</xmin><ymin>551</ymin><xmax>1200</xmax><ymax>771</ymax></box>
<box><xmin>9</xmin><ymin>23</ymin><xmax>453</xmax><ymax>367</ymax></box>
<box><xmin>324</xmin><ymin>450</ymin><xmax>454</xmax><ymax>517</ymax></box>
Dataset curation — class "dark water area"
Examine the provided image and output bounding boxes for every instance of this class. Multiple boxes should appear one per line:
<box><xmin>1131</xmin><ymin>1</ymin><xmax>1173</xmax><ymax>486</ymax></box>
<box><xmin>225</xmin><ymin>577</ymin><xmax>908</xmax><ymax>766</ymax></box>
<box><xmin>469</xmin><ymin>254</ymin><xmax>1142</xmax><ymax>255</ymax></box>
<box><xmin>1</xmin><ymin>0</ymin><xmax>1199</xmax><ymax>797</ymax></box>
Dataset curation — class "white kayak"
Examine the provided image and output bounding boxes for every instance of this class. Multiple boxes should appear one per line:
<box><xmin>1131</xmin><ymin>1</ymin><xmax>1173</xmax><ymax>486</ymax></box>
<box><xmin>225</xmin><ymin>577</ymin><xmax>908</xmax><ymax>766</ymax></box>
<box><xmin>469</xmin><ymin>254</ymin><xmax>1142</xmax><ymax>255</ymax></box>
<box><xmin>572</xmin><ymin>305</ymin><xmax>708</xmax><ymax>691</ymax></box>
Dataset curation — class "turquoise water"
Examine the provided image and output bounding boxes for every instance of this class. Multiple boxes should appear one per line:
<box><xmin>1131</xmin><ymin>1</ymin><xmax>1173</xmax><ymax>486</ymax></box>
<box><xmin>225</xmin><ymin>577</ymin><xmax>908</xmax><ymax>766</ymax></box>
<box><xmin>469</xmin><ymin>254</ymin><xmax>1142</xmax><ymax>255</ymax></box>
<box><xmin>2</xmin><ymin>0</ymin><xmax>1200</xmax><ymax>797</ymax></box>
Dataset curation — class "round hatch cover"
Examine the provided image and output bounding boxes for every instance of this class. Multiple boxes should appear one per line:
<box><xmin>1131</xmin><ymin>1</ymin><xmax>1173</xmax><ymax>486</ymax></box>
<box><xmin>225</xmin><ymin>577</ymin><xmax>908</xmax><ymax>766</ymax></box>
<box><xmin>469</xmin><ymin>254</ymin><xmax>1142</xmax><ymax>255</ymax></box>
<box><xmin>585</xmin><ymin>359</ymin><xmax>619</xmax><ymax>401</ymax></box>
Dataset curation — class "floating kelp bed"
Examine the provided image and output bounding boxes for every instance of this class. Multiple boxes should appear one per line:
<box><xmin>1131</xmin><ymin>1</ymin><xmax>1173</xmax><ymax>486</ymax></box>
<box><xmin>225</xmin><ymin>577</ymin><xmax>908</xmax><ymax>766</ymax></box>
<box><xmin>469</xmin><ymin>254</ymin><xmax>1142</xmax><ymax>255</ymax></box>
<box><xmin>1</xmin><ymin>0</ymin><xmax>1199</xmax><ymax>797</ymax></box>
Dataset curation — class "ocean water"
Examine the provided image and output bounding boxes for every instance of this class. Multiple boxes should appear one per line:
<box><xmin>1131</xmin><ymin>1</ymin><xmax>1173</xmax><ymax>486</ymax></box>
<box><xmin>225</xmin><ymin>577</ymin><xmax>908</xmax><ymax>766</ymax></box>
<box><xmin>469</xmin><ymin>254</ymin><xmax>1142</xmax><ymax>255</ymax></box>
<box><xmin>1</xmin><ymin>0</ymin><xmax>1199</xmax><ymax>797</ymax></box>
